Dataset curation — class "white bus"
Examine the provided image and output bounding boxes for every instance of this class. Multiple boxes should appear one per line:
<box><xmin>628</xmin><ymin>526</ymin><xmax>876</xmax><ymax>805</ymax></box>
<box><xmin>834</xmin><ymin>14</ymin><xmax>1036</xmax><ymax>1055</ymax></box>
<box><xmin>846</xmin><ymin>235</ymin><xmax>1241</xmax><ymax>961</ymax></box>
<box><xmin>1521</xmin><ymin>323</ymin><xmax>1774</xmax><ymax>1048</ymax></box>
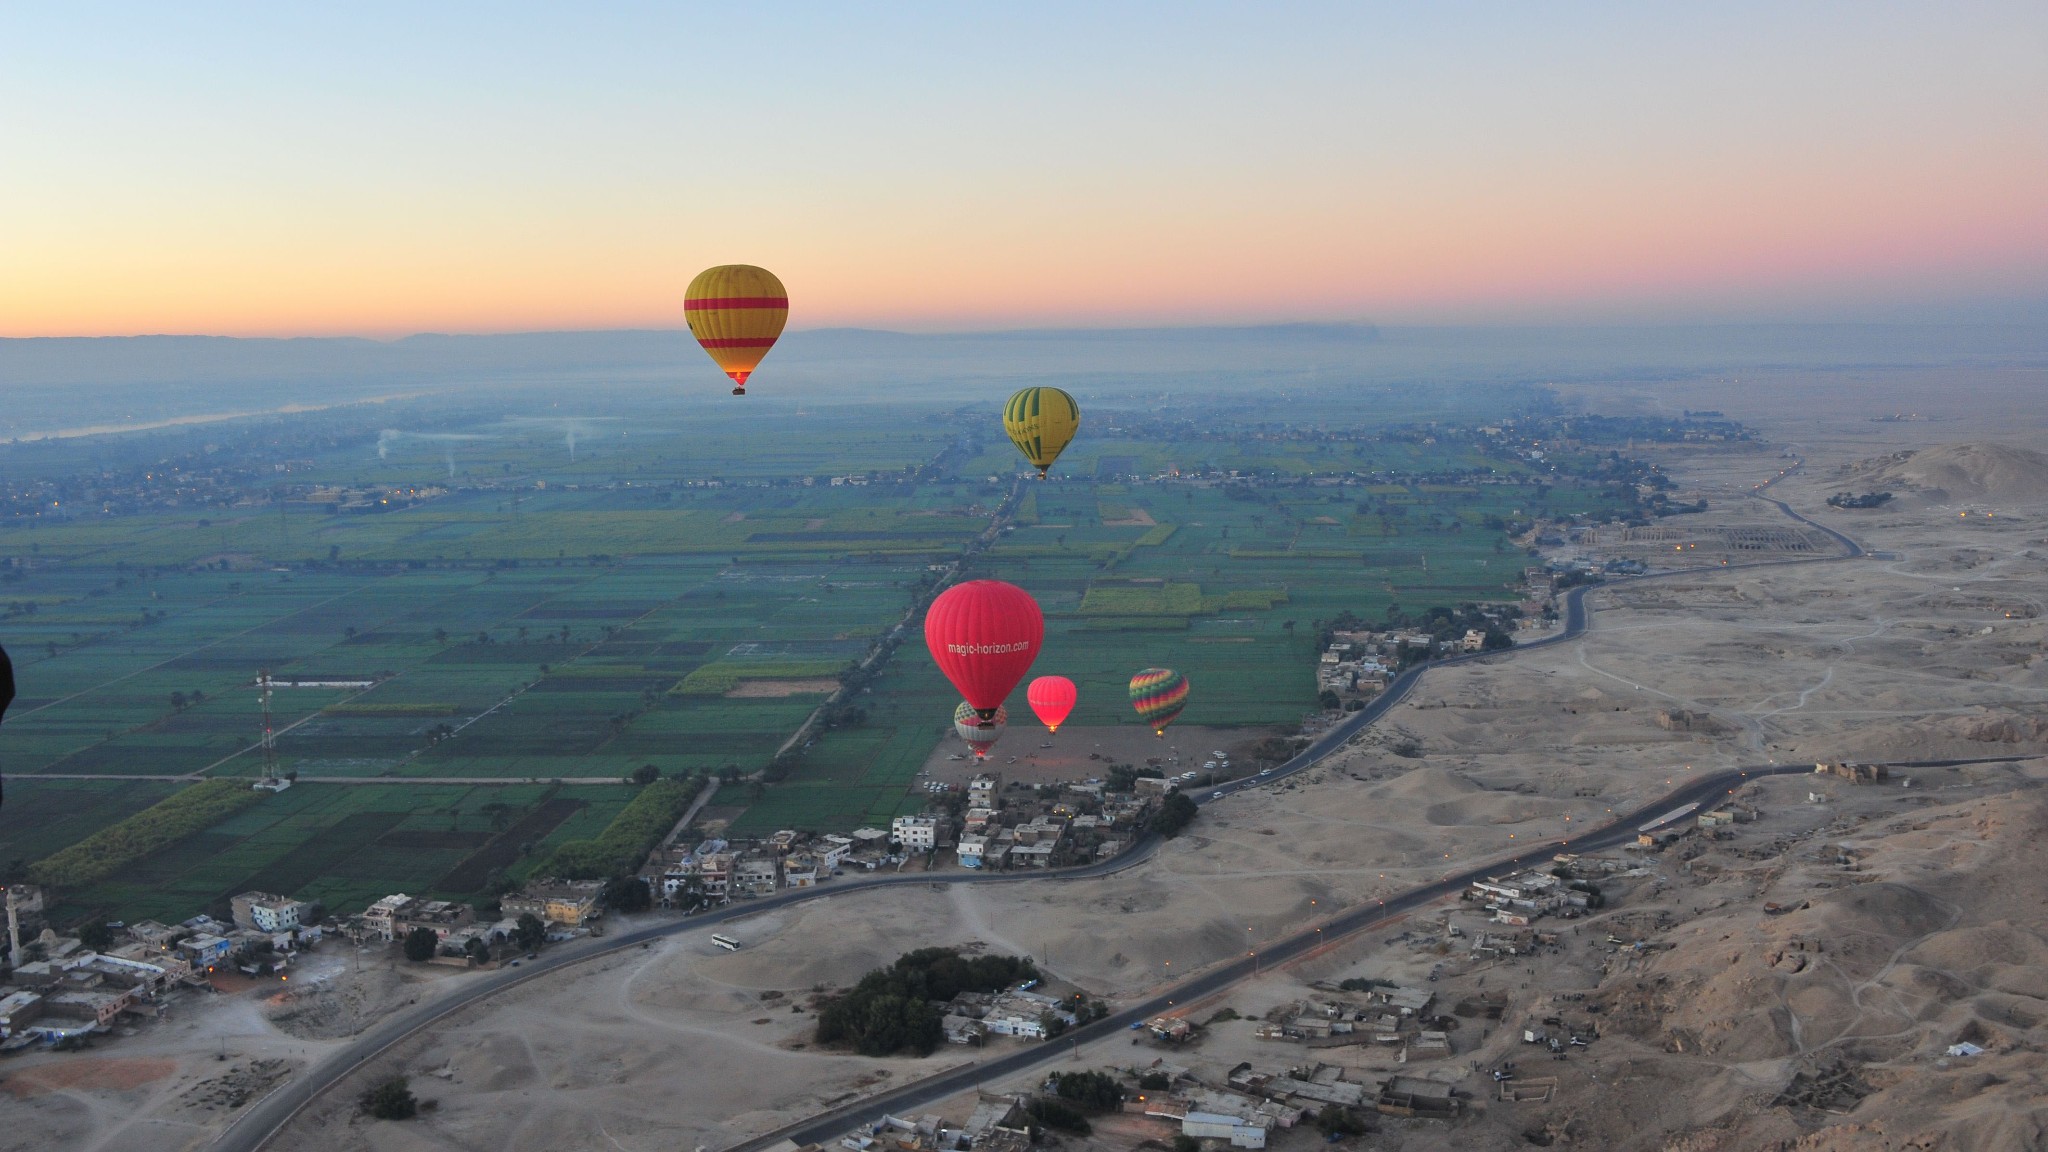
<box><xmin>710</xmin><ymin>934</ymin><xmax>741</xmax><ymax>951</ymax></box>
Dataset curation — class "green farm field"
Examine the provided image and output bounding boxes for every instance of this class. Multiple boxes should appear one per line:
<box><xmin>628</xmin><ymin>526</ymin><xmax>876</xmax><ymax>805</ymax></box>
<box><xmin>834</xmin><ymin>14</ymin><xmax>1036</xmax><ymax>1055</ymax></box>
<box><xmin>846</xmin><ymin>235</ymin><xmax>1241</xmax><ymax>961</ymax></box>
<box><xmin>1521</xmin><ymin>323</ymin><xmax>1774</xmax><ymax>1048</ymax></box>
<box><xmin>18</xmin><ymin>778</ymin><xmax>638</xmax><ymax>927</ymax></box>
<box><xmin>0</xmin><ymin>390</ymin><xmax>1637</xmax><ymax>925</ymax></box>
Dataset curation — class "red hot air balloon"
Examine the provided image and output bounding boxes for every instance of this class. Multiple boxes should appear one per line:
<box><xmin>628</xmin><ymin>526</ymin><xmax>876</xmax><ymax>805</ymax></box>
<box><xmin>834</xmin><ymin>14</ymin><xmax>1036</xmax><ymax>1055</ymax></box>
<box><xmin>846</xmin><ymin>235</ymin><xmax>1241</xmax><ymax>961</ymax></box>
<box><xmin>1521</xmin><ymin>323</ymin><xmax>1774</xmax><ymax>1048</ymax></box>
<box><xmin>924</xmin><ymin>580</ymin><xmax>1043</xmax><ymax>722</ymax></box>
<box><xmin>1026</xmin><ymin>675</ymin><xmax>1076</xmax><ymax>734</ymax></box>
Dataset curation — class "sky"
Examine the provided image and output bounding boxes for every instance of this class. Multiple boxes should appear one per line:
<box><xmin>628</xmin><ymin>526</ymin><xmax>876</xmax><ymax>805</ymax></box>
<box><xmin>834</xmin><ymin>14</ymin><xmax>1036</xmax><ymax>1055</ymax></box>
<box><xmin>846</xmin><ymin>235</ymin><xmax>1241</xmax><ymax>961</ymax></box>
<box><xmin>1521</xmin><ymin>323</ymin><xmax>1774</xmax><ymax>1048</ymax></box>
<box><xmin>4</xmin><ymin>2</ymin><xmax>2046</xmax><ymax>337</ymax></box>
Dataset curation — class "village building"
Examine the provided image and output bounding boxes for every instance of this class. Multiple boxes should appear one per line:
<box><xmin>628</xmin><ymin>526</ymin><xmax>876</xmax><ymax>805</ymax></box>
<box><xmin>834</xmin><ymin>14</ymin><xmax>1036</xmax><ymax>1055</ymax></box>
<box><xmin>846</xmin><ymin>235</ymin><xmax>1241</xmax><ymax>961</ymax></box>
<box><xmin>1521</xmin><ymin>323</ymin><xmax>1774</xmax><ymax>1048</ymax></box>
<box><xmin>782</xmin><ymin>855</ymin><xmax>820</xmax><ymax>889</ymax></box>
<box><xmin>501</xmin><ymin>881</ymin><xmax>602</xmax><ymax>927</ymax></box>
<box><xmin>813</xmin><ymin>838</ymin><xmax>853</xmax><ymax>870</ymax></box>
<box><xmin>362</xmin><ymin>894</ymin><xmax>413</xmax><ymax>941</ymax></box>
<box><xmin>966</xmin><ymin>773</ymin><xmax>1000</xmax><ymax>809</ymax></box>
<box><xmin>177</xmin><ymin>932</ymin><xmax>233</xmax><ymax>969</ymax></box>
<box><xmin>0</xmin><ymin>989</ymin><xmax>44</xmax><ymax>1038</ymax></box>
<box><xmin>124</xmin><ymin>920</ymin><xmax>183</xmax><ymax>949</ymax></box>
<box><xmin>731</xmin><ymin>857</ymin><xmax>779</xmax><ymax>895</ymax></box>
<box><xmin>891</xmin><ymin>814</ymin><xmax>941</xmax><ymax>852</ymax></box>
<box><xmin>1377</xmin><ymin>1075</ymin><xmax>1460</xmax><ymax>1118</ymax></box>
<box><xmin>1183</xmin><ymin>1111</ymin><xmax>1269</xmax><ymax>1149</ymax></box>
<box><xmin>229</xmin><ymin>891</ymin><xmax>309</xmax><ymax>934</ymax></box>
<box><xmin>394</xmin><ymin>899</ymin><xmax>476</xmax><ymax>940</ymax></box>
<box><xmin>956</xmin><ymin>833</ymin><xmax>990</xmax><ymax>869</ymax></box>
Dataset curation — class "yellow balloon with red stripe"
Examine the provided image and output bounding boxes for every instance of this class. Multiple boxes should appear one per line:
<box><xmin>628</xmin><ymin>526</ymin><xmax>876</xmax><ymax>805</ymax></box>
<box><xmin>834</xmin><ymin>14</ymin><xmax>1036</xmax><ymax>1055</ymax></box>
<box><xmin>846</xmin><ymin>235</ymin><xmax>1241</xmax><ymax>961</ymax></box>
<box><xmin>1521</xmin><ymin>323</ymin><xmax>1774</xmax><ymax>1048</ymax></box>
<box><xmin>685</xmin><ymin>265</ymin><xmax>788</xmax><ymax>395</ymax></box>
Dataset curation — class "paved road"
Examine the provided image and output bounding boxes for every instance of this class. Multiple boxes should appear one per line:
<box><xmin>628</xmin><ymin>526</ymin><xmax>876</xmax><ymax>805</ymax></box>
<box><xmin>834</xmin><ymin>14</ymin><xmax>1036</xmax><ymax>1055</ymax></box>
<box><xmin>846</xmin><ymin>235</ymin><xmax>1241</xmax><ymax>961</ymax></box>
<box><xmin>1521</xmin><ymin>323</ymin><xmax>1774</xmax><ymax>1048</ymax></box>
<box><xmin>748</xmin><ymin>760</ymin><xmax>1819</xmax><ymax>1150</ymax></box>
<box><xmin>213</xmin><ymin>478</ymin><xmax>1867</xmax><ymax>1152</ymax></box>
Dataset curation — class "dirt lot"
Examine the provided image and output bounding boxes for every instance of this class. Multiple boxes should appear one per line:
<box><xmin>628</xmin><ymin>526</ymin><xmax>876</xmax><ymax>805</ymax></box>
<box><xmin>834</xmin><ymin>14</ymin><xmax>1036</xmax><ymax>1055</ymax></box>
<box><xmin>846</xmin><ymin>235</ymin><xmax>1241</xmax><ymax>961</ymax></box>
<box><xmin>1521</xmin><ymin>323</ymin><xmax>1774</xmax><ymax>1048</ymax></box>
<box><xmin>921</xmin><ymin>723</ymin><xmax>1275</xmax><ymax>790</ymax></box>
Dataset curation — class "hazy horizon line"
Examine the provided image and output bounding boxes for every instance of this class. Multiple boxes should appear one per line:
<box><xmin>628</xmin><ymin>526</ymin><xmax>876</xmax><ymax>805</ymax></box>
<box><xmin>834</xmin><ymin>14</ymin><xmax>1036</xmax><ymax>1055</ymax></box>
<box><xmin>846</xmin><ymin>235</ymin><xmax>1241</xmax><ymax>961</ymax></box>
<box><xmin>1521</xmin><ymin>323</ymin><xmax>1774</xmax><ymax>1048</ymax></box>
<box><xmin>12</xmin><ymin>317</ymin><xmax>2048</xmax><ymax>345</ymax></box>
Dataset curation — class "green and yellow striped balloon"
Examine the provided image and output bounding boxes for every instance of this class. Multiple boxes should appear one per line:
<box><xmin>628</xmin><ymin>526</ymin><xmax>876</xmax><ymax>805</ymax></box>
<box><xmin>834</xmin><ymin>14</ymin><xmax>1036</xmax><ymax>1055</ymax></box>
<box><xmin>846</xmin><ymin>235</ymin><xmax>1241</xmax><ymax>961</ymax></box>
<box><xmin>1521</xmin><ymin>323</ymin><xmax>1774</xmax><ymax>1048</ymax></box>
<box><xmin>1002</xmin><ymin>386</ymin><xmax>1080</xmax><ymax>478</ymax></box>
<box><xmin>1128</xmin><ymin>667</ymin><xmax>1188</xmax><ymax>735</ymax></box>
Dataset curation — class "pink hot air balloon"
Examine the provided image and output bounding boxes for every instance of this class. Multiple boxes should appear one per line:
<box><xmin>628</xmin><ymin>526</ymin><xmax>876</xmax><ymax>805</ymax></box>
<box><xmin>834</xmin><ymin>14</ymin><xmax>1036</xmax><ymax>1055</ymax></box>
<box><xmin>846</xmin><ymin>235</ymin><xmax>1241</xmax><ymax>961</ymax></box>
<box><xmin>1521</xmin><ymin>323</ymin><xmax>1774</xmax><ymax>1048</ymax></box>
<box><xmin>1026</xmin><ymin>675</ymin><xmax>1076</xmax><ymax>734</ymax></box>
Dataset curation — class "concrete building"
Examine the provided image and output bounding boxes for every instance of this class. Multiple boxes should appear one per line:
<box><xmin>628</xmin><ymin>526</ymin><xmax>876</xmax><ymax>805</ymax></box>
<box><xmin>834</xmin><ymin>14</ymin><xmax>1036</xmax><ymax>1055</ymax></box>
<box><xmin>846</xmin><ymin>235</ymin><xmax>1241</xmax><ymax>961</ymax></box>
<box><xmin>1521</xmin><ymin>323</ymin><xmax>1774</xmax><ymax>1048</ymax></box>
<box><xmin>177</xmin><ymin>933</ymin><xmax>233</xmax><ymax>969</ymax></box>
<box><xmin>732</xmin><ymin>857</ymin><xmax>778</xmax><ymax>894</ymax></box>
<box><xmin>966</xmin><ymin>773</ymin><xmax>1001</xmax><ymax>809</ymax></box>
<box><xmin>1009</xmin><ymin>842</ymin><xmax>1055</xmax><ymax>867</ymax></box>
<box><xmin>891</xmin><ymin>814</ymin><xmax>941</xmax><ymax>852</ymax></box>
<box><xmin>502</xmin><ymin>881</ymin><xmax>602</xmax><ymax>927</ymax></box>
<box><xmin>0</xmin><ymin>989</ymin><xmax>44</xmax><ymax>1038</ymax></box>
<box><xmin>1183</xmin><ymin>1112</ymin><xmax>1269</xmax><ymax>1149</ymax></box>
<box><xmin>812</xmin><ymin>839</ymin><xmax>852</xmax><ymax>870</ymax></box>
<box><xmin>782</xmin><ymin>856</ymin><xmax>820</xmax><ymax>888</ymax></box>
<box><xmin>1376</xmin><ymin>1076</ymin><xmax>1460</xmax><ymax>1118</ymax></box>
<box><xmin>231</xmin><ymin>892</ymin><xmax>308</xmax><ymax>934</ymax></box>
<box><xmin>125</xmin><ymin>920</ymin><xmax>182</xmax><ymax>948</ymax></box>
<box><xmin>45</xmin><ymin>989</ymin><xmax>134</xmax><ymax>1028</ymax></box>
<box><xmin>395</xmin><ymin>900</ymin><xmax>475</xmax><ymax>941</ymax></box>
<box><xmin>363</xmin><ymin>894</ymin><xmax>413</xmax><ymax>941</ymax></box>
<box><xmin>942</xmin><ymin>1014</ymin><xmax>986</xmax><ymax>1045</ymax></box>
<box><xmin>689</xmin><ymin>852</ymin><xmax>735</xmax><ymax>898</ymax></box>
<box><xmin>956</xmin><ymin>833</ymin><xmax>990</xmax><ymax>868</ymax></box>
<box><xmin>70</xmin><ymin>952</ymin><xmax>179</xmax><ymax>995</ymax></box>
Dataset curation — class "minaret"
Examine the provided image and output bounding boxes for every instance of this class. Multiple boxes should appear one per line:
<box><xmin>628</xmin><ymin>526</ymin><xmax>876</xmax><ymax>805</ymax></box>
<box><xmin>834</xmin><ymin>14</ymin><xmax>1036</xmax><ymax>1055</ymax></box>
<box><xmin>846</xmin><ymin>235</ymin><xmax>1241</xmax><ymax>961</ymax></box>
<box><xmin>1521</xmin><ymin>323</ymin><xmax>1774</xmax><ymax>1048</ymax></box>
<box><xmin>5</xmin><ymin>886</ymin><xmax>21</xmax><ymax>969</ymax></box>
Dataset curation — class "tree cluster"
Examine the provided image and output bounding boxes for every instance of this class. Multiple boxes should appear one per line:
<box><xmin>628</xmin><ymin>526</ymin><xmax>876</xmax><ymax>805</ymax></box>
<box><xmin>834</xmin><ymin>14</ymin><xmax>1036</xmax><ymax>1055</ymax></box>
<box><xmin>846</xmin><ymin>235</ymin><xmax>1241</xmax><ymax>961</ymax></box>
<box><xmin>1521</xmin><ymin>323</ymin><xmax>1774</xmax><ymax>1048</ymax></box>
<box><xmin>814</xmin><ymin>948</ymin><xmax>1037</xmax><ymax>1057</ymax></box>
<box><xmin>1024</xmin><ymin>1096</ymin><xmax>1092</xmax><ymax>1134</ymax></box>
<box><xmin>403</xmin><ymin>926</ymin><xmax>440</xmax><ymax>962</ymax></box>
<box><xmin>542</xmin><ymin>775</ymin><xmax>696</xmax><ymax>879</ymax></box>
<box><xmin>1104</xmin><ymin>763</ymin><xmax>1164</xmax><ymax>793</ymax></box>
<box><xmin>512</xmin><ymin>913</ymin><xmax>547</xmax><ymax>952</ymax></box>
<box><xmin>1048</xmin><ymin>1070</ymin><xmax>1125</xmax><ymax>1112</ymax></box>
<box><xmin>601</xmin><ymin>875</ymin><xmax>652</xmax><ymax>913</ymax></box>
<box><xmin>28</xmin><ymin>780</ymin><xmax>261</xmax><ymax>889</ymax></box>
<box><xmin>1150</xmin><ymin>791</ymin><xmax>1199</xmax><ymax>838</ymax></box>
<box><xmin>361</xmin><ymin>1076</ymin><xmax>418</xmax><ymax>1120</ymax></box>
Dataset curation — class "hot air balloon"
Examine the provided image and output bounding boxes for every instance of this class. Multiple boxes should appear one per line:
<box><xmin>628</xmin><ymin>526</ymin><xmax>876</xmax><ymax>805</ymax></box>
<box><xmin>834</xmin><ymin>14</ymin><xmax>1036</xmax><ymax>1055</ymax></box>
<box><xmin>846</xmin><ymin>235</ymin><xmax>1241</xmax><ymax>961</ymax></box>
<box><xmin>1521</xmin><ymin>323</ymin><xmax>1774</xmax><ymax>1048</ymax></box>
<box><xmin>954</xmin><ymin>701</ymin><xmax>1007</xmax><ymax>760</ymax></box>
<box><xmin>1002</xmin><ymin>387</ymin><xmax>1080</xmax><ymax>478</ymax></box>
<box><xmin>924</xmin><ymin>580</ymin><xmax>1043</xmax><ymax>722</ymax></box>
<box><xmin>1026</xmin><ymin>675</ymin><xmax>1076</xmax><ymax>734</ymax></box>
<box><xmin>0</xmin><ymin>644</ymin><xmax>11</xmax><ymax>809</ymax></box>
<box><xmin>1129</xmin><ymin>667</ymin><xmax>1188</xmax><ymax>736</ymax></box>
<box><xmin>685</xmin><ymin>265</ymin><xmax>788</xmax><ymax>395</ymax></box>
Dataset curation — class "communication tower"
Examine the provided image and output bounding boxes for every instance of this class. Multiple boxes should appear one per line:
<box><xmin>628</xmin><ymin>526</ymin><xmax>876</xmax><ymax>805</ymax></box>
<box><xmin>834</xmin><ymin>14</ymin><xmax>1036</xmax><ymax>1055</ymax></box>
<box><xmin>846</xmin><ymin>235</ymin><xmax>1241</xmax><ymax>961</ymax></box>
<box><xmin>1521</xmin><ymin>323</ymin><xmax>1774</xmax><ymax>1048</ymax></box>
<box><xmin>257</xmin><ymin>670</ymin><xmax>278</xmax><ymax>784</ymax></box>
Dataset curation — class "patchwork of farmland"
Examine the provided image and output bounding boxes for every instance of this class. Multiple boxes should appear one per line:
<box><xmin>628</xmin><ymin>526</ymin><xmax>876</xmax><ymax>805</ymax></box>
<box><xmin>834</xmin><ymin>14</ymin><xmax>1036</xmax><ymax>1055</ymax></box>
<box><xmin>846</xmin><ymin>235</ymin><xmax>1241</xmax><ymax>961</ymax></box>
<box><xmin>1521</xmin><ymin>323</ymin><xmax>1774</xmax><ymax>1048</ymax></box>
<box><xmin>0</xmin><ymin>393</ymin><xmax>1635</xmax><ymax>923</ymax></box>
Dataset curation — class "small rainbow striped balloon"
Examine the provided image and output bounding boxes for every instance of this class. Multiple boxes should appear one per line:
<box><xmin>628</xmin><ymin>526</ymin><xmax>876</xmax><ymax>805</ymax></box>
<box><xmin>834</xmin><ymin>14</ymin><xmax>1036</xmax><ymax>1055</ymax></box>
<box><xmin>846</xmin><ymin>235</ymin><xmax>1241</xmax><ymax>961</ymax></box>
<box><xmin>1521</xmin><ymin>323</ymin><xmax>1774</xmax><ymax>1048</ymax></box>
<box><xmin>1128</xmin><ymin>667</ymin><xmax>1188</xmax><ymax>735</ymax></box>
